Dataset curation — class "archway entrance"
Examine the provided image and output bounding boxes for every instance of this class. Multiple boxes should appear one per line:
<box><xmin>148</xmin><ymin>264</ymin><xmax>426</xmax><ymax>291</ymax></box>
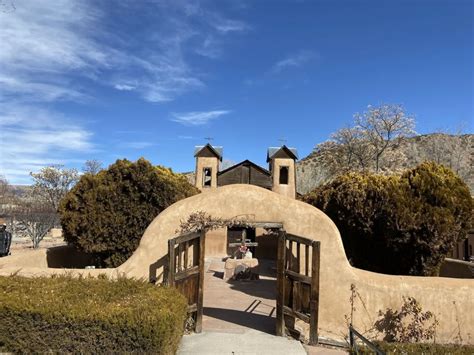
<box><xmin>166</xmin><ymin>225</ymin><xmax>321</xmax><ymax>345</ymax></box>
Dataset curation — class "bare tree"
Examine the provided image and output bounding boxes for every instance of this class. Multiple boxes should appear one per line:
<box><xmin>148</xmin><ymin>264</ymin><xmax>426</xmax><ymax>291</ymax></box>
<box><xmin>30</xmin><ymin>165</ymin><xmax>79</xmax><ymax>211</ymax></box>
<box><xmin>82</xmin><ymin>159</ymin><xmax>103</xmax><ymax>175</ymax></box>
<box><xmin>355</xmin><ymin>104</ymin><xmax>415</xmax><ymax>172</ymax></box>
<box><xmin>0</xmin><ymin>175</ymin><xmax>12</xmax><ymax>205</ymax></box>
<box><xmin>15</xmin><ymin>201</ymin><xmax>56</xmax><ymax>249</ymax></box>
<box><xmin>0</xmin><ymin>176</ymin><xmax>16</xmax><ymax>225</ymax></box>
<box><xmin>331</xmin><ymin>126</ymin><xmax>373</xmax><ymax>171</ymax></box>
<box><xmin>316</xmin><ymin>104</ymin><xmax>414</xmax><ymax>176</ymax></box>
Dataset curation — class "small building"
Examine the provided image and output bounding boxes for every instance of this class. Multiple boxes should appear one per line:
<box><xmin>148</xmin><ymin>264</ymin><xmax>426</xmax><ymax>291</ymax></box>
<box><xmin>193</xmin><ymin>143</ymin><xmax>298</xmax><ymax>257</ymax></box>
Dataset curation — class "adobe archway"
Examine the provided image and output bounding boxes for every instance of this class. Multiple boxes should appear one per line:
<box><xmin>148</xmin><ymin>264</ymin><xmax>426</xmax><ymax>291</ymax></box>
<box><xmin>116</xmin><ymin>184</ymin><xmax>474</xmax><ymax>344</ymax></box>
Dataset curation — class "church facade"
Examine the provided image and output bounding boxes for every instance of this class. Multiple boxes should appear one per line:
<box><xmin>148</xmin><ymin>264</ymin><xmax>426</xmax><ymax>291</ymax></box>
<box><xmin>192</xmin><ymin>143</ymin><xmax>299</xmax><ymax>257</ymax></box>
<box><xmin>194</xmin><ymin>143</ymin><xmax>298</xmax><ymax>199</ymax></box>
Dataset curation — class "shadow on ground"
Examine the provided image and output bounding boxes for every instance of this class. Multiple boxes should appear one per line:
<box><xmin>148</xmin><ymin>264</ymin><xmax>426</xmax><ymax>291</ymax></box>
<box><xmin>203</xmin><ymin>306</ymin><xmax>276</xmax><ymax>334</ymax></box>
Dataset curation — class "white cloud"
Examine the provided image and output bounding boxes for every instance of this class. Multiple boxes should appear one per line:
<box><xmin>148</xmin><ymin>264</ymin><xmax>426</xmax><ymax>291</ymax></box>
<box><xmin>212</xmin><ymin>18</ymin><xmax>250</xmax><ymax>34</ymax></box>
<box><xmin>0</xmin><ymin>1</ymin><xmax>250</xmax><ymax>104</ymax></box>
<box><xmin>272</xmin><ymin>50</ymin><xmax>318</xmax><ymax>73</ymax></box>
<box><xmin>114</xmin><ymin>83</ymin><xmax>137</xmax><ymax>91</ymax></box>
<box><xmin>0</xmin><ymin>105</ymin><xmax>94</xmax><ymax>184</ymax></box>
<box><xmin>171</xmin><ymin>110</ymin><xmax>231</xmax><ymax>126</ymax></box>
<box><xmin>0</xmin><ymin>1</ymin><xmax>248</xmax><ymax>182</ymax></box>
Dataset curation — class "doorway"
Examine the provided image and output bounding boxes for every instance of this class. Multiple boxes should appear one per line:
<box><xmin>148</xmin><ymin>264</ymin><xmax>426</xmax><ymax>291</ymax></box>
<box><xmin>167</xmin><ymin>226</ymin><xmax>320</xmax><ymax>344</ymax></box>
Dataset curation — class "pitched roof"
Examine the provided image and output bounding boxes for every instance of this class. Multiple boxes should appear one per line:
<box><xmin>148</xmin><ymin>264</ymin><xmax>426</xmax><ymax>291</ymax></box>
<box><xmin>194</xmin><ymin>144</ymin><xmax>223</xmax><ymax>161</ymax></box>
<box><xmin>266</xmin><ymin>145</ymin><xmax>298</xmax><ymax>162</ymax></box>
<box><xmin>218</xmin><ymin>159</ymin><xmax>271</xmax><ymax>176</ymax></box>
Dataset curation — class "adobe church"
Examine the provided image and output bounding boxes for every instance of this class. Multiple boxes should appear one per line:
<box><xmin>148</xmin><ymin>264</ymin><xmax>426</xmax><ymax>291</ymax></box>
<box><xmin>194</xmin><ymin>143</ymin><xmax>298</xmax><ymax>198</ymax></box>
<box><xmin>193</xmin><ymin>143</ymin><xmax>299</xmax><ymax>258</ymax></box>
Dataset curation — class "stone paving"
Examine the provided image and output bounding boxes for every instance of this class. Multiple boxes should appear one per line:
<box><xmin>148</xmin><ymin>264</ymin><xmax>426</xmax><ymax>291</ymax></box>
<box><xmin>177</xmin><ymin>258</ymin><xmax>347</xmax><ymax>355</ymax></box>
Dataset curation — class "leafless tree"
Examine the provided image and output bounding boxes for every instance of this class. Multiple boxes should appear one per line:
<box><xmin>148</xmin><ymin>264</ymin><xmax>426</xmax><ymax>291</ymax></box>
<box><xmin>15</xmin><ymin>201</ymin><xmax>56</xmax><ymax>249</ymax></box>
<box><xmin>355</xmin><ymin>104</ymin><xmax>415</xmax><ymax>172</ymax></box>
<box><xmin>30</xmin><ymin>165</ymin><xmax>79</xmax><ymax>212</ymax></box>
<box><xmin>0</xmin><ymin>176</ymin><xmax>16</xmax><ymax>224</ymax></box>
<box><xmin>0</xmin><ymin>175</ymin><xmax>11</xmax><ymax>204</ymax></box>
<box><xmin>82</xmin><ymin>159</ymin><xmax>103</xmax><ymax>175</ymax></box>
<box><xmin>316</xmin><ymin>104</ymin><xmax>414</xmax><ymax>176</ymax></box>
<box><xmin>332</xmin><ymin>126</ymin><xmax>373</xmax><ymax>171</ymax></box>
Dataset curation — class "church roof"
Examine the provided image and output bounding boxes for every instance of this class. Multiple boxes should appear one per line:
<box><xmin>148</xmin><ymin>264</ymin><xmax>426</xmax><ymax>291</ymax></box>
<box><xmin>266</xmin><ymin>145</ymin><xmax>298</xmax><ymax>162</ymax></box>
<box><xmin>194</xmin><ymin>144</ymin><xmax>223</xmax><ymax>161</ymax></box>
<box><xmin>218</xmin><ymin>159</ymin><xmax>271</xmax><ymax>176</ymax></box>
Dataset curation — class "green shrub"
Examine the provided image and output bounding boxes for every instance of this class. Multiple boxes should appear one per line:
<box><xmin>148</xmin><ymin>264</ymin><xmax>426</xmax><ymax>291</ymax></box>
<box><xmin>59</xmin><ymin>158</ymin><xmax>199</xmax><ymax>267</ymax></box>
<box><xmin>0</xmin><ymin>275</ymin><xmax>187</xmax><ymax>353</ymax></box>
<box><xmin>303</xmin><ymin>162</ymin><xmax>473</xmax><ymax>276</ymax></box>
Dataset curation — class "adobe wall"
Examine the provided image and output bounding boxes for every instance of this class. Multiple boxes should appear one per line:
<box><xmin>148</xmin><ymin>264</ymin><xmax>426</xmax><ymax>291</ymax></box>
<box><xmin>117</xmin><ymin>184</ymin><xmax>474</xmax><ymax>344</ymax></box>
<box><xmin>0</xmin><ymin>184</ymin><xmax>472</xmax><ymax>344</ymax></box>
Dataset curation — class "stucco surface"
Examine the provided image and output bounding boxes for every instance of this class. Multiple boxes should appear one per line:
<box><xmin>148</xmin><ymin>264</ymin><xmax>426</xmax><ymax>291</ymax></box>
<box><xmin>0</xmin><ymin>184</ymin><xmax>472</xmax><ymax>344</ymax></box>
<box><xmin>118</xmin><ymin>184</ymin><xmax>474</xmax><ymax>344</ymax></box>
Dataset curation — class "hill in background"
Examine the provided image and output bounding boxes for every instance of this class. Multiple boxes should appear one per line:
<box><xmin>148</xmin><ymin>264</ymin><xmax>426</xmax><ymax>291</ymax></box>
<box><xmin>297</xmin><ymin>133</ymin><xmax>473</xmax><ymax>194</ymax></box>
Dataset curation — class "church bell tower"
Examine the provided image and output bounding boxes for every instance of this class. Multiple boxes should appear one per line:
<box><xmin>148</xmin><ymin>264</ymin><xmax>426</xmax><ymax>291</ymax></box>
<box><xmin>194</xmin><ymin>144</ymin><xmax>223</xmax><ymax>191</ymax></box>
<box><xmin>267</xmin><ymin>145</ymin><xmax>298</xmax><ymax>199</ymax></box>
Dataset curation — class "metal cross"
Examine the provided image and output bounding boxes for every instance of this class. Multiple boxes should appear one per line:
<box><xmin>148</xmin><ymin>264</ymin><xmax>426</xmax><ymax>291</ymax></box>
<box><xmin>278</xmin><ymin>138</ymin><xmax>287</xmax><ymax>146</ymax></box>
<box><xmin>204</xmin><ymin>137</ymin><xmax>214</xmax><ymax>143</ymax></box>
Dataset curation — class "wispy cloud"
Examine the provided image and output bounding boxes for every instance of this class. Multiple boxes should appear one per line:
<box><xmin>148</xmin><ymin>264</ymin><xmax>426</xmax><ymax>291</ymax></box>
<box><xmin>0</xmin><ymin>1</ymin><xmax>249</xmax><ymax>182</ymax></box>
<box><xmin>0</xmin><ymin>104</ymin><xmax>94</xmax><ymax>184</ymax></box>
<box><xmin>114</xmin><ymin>83</ymin><xmax>137</xmax><ymax>91</ymax></box>
<box><xmin>171</xmin><ymin>110</ymin><xmax>231</xmax><ymax>126</ymax></box>
<box><xmin>195</xmin><ymin>36</ymin><xmax>222</xmax><ymax>59</ymax></box>
<box><xmin>0</xmin><ymin>1</ymin><xmax>250</xmax><ymax>104</ymax></box>
<box><xmin>271</xmin><ymin>50</ymin><xmax>318</xmax><ymax>73</ymax></box>
<box><xmin>210</xmin><ymin>15</ymin><xmax>250</xmax><ymax>34</ymax></box>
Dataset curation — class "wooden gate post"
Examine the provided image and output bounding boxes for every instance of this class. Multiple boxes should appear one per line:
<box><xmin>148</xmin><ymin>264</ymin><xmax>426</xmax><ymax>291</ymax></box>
<box><xmin>276</xmin><ymin>229</ymin><xmax>286</xmax><ymax>336</ymax></box>
<box><xmin>168</xmin><ymin>239</ymin><xmax>176</xmax><ymax>287</ymax></box>
<box><xmin>195</xmin><ymin>230</ymin><xmax>205</xmax><ymax>333</ymax></box>
<box><xmin>309</xmin><ymin>241</ymin><xmax>320</xmax><ymax>345</ymax></box>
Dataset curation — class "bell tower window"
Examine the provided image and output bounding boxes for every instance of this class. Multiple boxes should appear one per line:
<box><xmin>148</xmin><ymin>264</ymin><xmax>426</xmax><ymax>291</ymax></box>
<box><xmin>279</xmin><ymin>166</ymin><xmax>289</xmax><ymax>185</ymax></box>
<box><xmin>203</xmin><ymin>167</ymin><xmax>212</xmax><ymax>187</ymax></box>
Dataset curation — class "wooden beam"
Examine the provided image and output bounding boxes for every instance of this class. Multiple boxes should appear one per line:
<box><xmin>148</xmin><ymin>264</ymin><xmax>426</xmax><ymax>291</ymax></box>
<box><xmin>252</xmin><ymin>222</ymin><xmax>283</xmax><ymax>229</ymax></box>
<box><xmin>184</xmin><ymin>241</ymin><xmax>189</xmax><ymax>269</ymax></box>
<box><xmin>283</xmin><ymin>305</ymin><xmax>310</xmax><ymax>323</ymax></box>
<box><xmin>195</xmin><ymin>230</ymin><xmax>205</xmax><ymax>333</ymax></box>
<box><xmin>305</xmin><ymin>244</ymin><xmax>309</xmax><ymax>276</ymax></box>
<box><xmin>309</xmin><ymin>241</ymin><xmax>320</xmax><ymax>346</ymax></box>
<box><xmin>168</xmin><ymin>239</ymin><xmax>176</xmax><ymax>287</ymax></box>
<box><xmin>276</xmin><ymin>229</ymin><xmax>286</xmax><ymax>337</ymax></box>
<box><xmin>285</xmin><ymin>269</ymin><xmax>311</xmax><ymax>284</ymax></box>
<box><xmin>175</xmin><ymin>265</ymin><xmax>200</xmax><ymax>281</ymax></box>
<box><xmin>286</xmin><ymin>233</ymin><xmax>314</xmax><ymax>246</ymax></box>
<box><xmin>173</xmin><ymin>231</ymin><xmax>201</xmax><ymax>244</ymax></box>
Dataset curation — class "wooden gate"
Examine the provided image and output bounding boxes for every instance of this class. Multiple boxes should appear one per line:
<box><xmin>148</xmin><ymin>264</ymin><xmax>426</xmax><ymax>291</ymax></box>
<box><xmin>167</xmin><ymin>230</ymin><xmax>205</xmax><ymax>333</ymax></box>
<box><xmin>276</xmin><ymin>230</ymin><xmax>320</xmax><ymax>345</ymax></box>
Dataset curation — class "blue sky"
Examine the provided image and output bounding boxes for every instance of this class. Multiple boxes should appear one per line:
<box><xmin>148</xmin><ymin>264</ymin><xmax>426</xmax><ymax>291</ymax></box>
<box><xmin>0</xmin><ymin>0</ymin><xmax>472</xmax><ymax>184</ymax></box>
